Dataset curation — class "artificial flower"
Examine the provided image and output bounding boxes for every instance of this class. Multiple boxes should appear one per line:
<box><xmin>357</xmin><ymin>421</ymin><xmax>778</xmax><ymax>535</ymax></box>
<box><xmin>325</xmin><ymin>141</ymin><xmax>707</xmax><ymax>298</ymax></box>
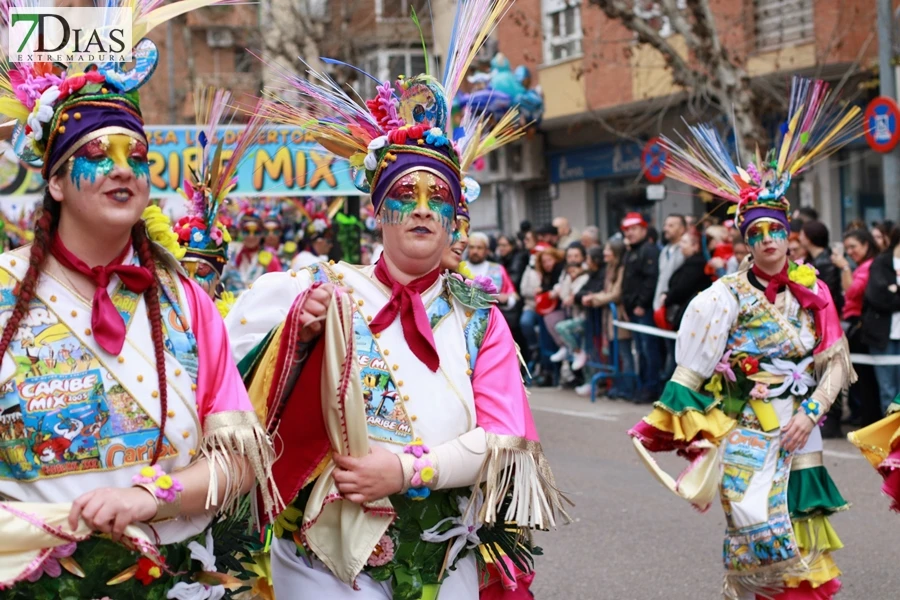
<box><xmin>57</xmin><ymin>71</ymin><xmax>104</xmax><ymax>99</ymax></box>
<box><xmin>425</xmin><ymin>127</ymin><xmax>449</xmax><ymax>147</ymax></box>
<box><xmin>215</xmin><ymin>291</ymin><xmax>236</xmax><ymax>319</ymax></box>
<box><xmin>154</xmin><ymin>473</ymin><xmax>184</xmax><ymax>503</ymax></box>
<box><xmin>166</xmin><ymin>581</ymin><xmax>225</xmax><ymax>600</ymax></box>
<box><xmin>704</xmin><ymin>373</ymin><xmax>724</xmax><ymax>400</ymax></box>
<box><xmin>800</xmin><ymin>399</ymin><xmax>821</xmax><ymax>418</ymax></box>
<box><xmin>189</xmin><ymin>530</ymin><xmax>218</xmax><ymax>573</ymax></box>
<box><xmin>27</xmin><ymin>86</ymin><xmax>61</xmax><ymax>142</ymax></box>
<box><xmin>273</xmin><ymin>504</ymin><xmax>303</xmax><ymax>538</ymax></box>
<box><xmin>761</xmin><ymin>357</ymin><xmax>816</xmax><ymax>398</ymax></box>
<box><xmin>191</xmin><ymin>229</ymin><xmax>207</xmax><ymax>245</ymax></box>
<box><xmin>258</xmin><ymin>251</ymin><xmax>273</xmax><ymax>267</ymax></box>
<box><xmin>750</xmin><ymin>383</ymin><xmax>769</xmax><ymax>400</ymax></box>
<box><xmin>470</xmin><ymin>274</ymin><xmax>498</xmax><ymax>295</ymax></box>
<box><xmin>367</xmin><ymin>136</ymin><xmax>388</xmax><ymax>152</ymax></box>
<box><xmin>406</xmin><ymin>487</ymin><xmax>430</xmax><ymax>501</ymax></box>
<box><xmin>421</xmin><ymin>490</ymin><xmax>483</xmax><ymax>569</ymax></box>
<box><xmin>217</xmin><ymin>221</ymin><xmax>232</xmax><ymax>243</ymax></box>
<box><xmin>132</xmin><ymin>464</ymin><xmax>164</xmax><ymax>485</ymax></box>
<box><xmin>209</xmin><ymin>227</ymin><xmax>223</xmax><ymax>245</ymax></box>
<box><xmin>714</xmin><ymin>350</ymin><xmax>736</xmax><ymax>383</ymax></box>
<box><xmin>739</xmin><ymin>356</ymin><xmax>760</xmax><ymax>376</ymax></box>
<box><xmin>366</xmin><ymin>535</ymin><xmax>395</xmax><ymax>567</ymax></box>
<box><xmin>364</xmin><ymin>152</ymin><xmax>378</xmax><ymax>171</ymax></box>
<box><xmin>738</xmin><ymin>187</ymin><xmax>760</xmax><ymax>205</ymax></box>
<box><xmin>135</xmin><ymin>556</ymin><xmax>163</xmax><ymax>585</ymax></box>
<box><xmin>404</xmin><ymin>438</ymin><xmax>429</xmax><ymax>458</ymax></box>
<box><xmin>26</xmin><ymin>542</ymin><xmax>76</xmax><ymax>582</ymax></box>
<box><xmin>789</xmin><ymin>263</ymin><xmax>817</xmax><ymax>288</ymax></box>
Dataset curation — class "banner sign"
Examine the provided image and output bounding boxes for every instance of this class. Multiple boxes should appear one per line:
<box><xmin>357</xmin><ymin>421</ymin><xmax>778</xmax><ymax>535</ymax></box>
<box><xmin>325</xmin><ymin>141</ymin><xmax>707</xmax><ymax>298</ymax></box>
<box><xmin>146</xmin><ymin>126</ymin><xmax>357</xmax><ymax>198</ymax></box>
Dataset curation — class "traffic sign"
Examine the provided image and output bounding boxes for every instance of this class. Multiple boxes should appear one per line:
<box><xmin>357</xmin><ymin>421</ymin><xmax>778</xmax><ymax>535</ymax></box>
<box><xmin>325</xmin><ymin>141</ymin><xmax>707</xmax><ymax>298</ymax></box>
<box><xmin>864</xmin><ymin>96</ymin><xmax>900</xmax><ymax>153</ymax></box>
<box><xmin>642</xmin><ymin>137</ymin><xmax>668</xmax><ymax>183</ymax></box>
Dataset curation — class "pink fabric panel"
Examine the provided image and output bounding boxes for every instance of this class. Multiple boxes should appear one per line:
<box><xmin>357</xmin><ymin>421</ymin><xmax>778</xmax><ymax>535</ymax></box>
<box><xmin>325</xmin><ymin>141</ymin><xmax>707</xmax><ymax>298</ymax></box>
<box><xmin>812</xmin><ymin>280</ymin><xmax>844</xmax><ymax>356</ymax></box>
<box><xmin>181</xmin><ymin>276</ymin><xmax>255</xmax><ymax>422</ymax></box>
<box><xmin>757</xmin><ymin>579</ymin><xmax>841</xmax><ymax>600</ymax></box>
<box><xmin>472</xmin><ymin>307</ymin><xmax>539</xmax><ymax>442</ymax></box>
<box><xmin>841</xmin><ymin>258</ymin><xmax>871</xmax><ymax>319</ymax></box>
<box><xmin>499</xmin><ymin>266</ymin><xmax>516</xmax><ymax>296</ymax></box>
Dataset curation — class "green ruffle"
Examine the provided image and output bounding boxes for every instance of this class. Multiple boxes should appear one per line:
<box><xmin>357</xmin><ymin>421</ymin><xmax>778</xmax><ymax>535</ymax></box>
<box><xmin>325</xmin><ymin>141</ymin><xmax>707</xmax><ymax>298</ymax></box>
<box><xmin>654</xmin><ymin>381</ymin><xmax>719</xmax><ymax>416</ymax></box>
<box><xmin>788</xmin><ymin>465</ymin><xmax>849</xmax><ymax>519</ymax></box>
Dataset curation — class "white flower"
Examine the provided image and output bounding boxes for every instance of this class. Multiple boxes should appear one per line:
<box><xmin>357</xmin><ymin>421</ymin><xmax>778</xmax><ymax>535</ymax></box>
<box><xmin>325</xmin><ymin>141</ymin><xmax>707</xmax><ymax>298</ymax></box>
<box><xmin>428</xmin><ymin>127</ymin><xmax>443</xmax><ymax>137</ymax></box>
<box><xmin>760</xmin><ymin>357</ymin><xmax>817</xmax><ymax>398</ymax></box>
<box><xmin>188</xmin><ymin>530</ymin><xmax>217</xmax><ymax>572</ymax></box>
<box><xmin>420</xmin><ymin>489</ymin><xmax>483</xmax><ymax>567</ymax></box>
<box><xmin>166</xmin><ymin>582</ymin><xmax>225</xmax><ymax>600</ymax></box>
<box><xmin>27</xmin><ymin>86</ymin><xmax>61</xmax><ymax>142</ymax></box>
<box><xmin>368</xmin><ymin>135</ymin><xmax>388</xmax><ymax>151</ymax></box>
<box><xmin>364</xmin><ymin>152</ymin><xmax>378</xmax><ymax>171</ymax></box>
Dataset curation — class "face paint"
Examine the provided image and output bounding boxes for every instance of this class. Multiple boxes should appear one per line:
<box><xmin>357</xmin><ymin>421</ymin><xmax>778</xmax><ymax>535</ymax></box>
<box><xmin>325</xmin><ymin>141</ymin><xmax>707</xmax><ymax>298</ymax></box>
<box><xmin>69</xmin><ymin>134</ymin><xmax>149</xmax><ymax>189</ymax></box>
<box><xmin>241</xmin><ymin>222</ymin><xmax>260</xmax><ymax>236</ymax></box>
<box><xmin>182</xmin><ymin>259</ymin><xmax>220</xmax><ymax>298</ymax></box>
<box><xmin>452</xmin><ymin>217</ymin><xmax>470</xmax><ymax>244</ymax></box>
<box><xmin>381</xmin><ymin>171</ymin><xmax>455</xmax><ymax>233</ymax></box>
<box><xmin>746</xmin><ymin>219</ymin><xmax>787</xmax><ymax>247</ymax></box>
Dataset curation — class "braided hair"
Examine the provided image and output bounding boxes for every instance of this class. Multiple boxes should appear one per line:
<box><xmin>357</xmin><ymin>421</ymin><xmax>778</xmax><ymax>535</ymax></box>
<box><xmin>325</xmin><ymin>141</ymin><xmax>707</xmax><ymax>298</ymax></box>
<box><xmin>0</xmin><ymin>183</ymin><xmax>169</xmax><ymax>465</ymax></box>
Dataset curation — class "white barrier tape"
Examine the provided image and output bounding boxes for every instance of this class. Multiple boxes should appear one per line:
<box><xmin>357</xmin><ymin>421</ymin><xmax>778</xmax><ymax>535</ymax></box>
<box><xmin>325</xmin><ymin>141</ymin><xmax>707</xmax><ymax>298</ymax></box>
<box><xmin>612</xmin><ymin>320</ymin><xmax>900</xmax><ymax>365</ymax></box>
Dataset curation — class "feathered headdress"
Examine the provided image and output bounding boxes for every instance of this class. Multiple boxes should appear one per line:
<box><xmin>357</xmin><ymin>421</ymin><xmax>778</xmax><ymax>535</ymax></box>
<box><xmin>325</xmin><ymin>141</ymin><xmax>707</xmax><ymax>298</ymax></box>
<box><xmin>255</xmin><ymin>0</ymin><xmax>525</xmax><ymax>221</ymax></box>
<box><xmin>661</xmin><ymin>77</ymin><xmax>864</xmax><ymax>234</ymax></box>
<box><xmin>173</xmin><ymin>87</ymin><xmax>266</xmax><ymax>274</ymax></box>
<box><xmin>0</xmin><ymin>0</ymin><xmax>236</xmax><ymax>178</ymax></box>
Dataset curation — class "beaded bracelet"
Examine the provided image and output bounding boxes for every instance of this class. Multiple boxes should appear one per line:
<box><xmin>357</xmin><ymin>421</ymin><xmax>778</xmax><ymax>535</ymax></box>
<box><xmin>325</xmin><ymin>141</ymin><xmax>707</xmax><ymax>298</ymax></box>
<box><xmin>132</xmin><ymin>465</ymin><xmax>184</xmax><ymax>522</ymax></box>
<box><xmin>404</xmin><ymin>438</ymin><xmax>435</xmax><ymax>501</ymax></box>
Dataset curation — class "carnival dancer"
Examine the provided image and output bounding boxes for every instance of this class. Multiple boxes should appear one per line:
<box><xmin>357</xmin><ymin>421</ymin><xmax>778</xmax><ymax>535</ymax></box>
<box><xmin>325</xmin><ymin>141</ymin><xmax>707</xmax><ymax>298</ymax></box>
<box><xmin>291</xmin><ymin>200</ymin><xmax>336</xmax><ymax>270</ymax></box>
<box><xmin>225</xmin><ymin>3</ymin><xmax>567</xmax><ymax>598</ymax></box>
<box><xmin>0</xmin><ymin>4</ymin><xmax>280</xmax><ymax>597</ymax></box>
<box><xmin>628</xmin><ymin>77</ymin><xmax>860</xmax><ymax>600</ymax></box>
<box><xmin>226</xmin><ymin>205</ymin><xmax>283</xmax><ymax>292</ymax></box>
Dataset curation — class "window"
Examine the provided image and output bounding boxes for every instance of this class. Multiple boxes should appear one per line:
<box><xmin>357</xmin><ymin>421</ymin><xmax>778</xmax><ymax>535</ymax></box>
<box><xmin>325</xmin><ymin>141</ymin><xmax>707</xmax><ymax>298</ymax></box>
<box><xmin>754</xmin><ymin>0</ymin><xmax>813</xmax><ymax>51</ymax></box>
<box><xmin>363</xmin><ymin>48</ymin><xmax>435</xmax><ymax>81</ymax></box>
<box><xmin>526</xmin><ymin>186</ymin><xmax>553</xmax><ymax>227</ymax></box>
<box><xmin>234</xmin><ymin>48</ymin><xmax>253</xmax><ymax>73</ymax></box>
<box><xmin>543</xmin><ymin>0</ymin><xmax>582</xmax><ymax>63</ymax></box>
<box><xmin>633</xmin><ymin>0</ymin><xmax>686</xmax><ymax>38</ymax></box>
<box><xmin>378</xmin><ymin>0</ymin><xmax>426</xmax><ymax>20</ymax></box>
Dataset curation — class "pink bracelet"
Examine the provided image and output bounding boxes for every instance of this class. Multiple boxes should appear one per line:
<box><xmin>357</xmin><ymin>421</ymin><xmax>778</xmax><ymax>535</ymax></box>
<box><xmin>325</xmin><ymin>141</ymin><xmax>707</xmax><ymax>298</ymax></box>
<box><xmin>132</xmin><ymin>465</ymin><xmax>184</xmax><ymax>521</ymax></box>
<box><xmin>404</xmin><ymin>439</ymin><xmax>435</xmax><ymax>501</ymax></box>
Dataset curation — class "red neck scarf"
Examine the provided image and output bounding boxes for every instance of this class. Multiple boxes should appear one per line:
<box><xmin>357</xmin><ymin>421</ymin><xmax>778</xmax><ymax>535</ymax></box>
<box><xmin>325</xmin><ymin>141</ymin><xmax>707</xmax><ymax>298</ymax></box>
<box><xmin>50</xmin><ymin>235</ymin><xmax>154</xmax><ymax>355</ymax></box>
<box><xmin>750</xmin><ymin>263</ymin><xmax>829</xmax><ymax>311</ymax></box>
<box><xmin>369</xmin><ymin>259</ymin><xmax>441</xmax><ymax>371</ymax></box>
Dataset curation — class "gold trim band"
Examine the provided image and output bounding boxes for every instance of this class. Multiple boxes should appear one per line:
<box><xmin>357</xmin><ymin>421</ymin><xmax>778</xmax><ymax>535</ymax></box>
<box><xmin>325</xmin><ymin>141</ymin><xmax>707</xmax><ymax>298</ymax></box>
<box><xmin>672</xmin><ymin>366</ymin><xmax>705</xmax><ymax>392</ymax></box>
<box><xmin>791</xmin><ymin>451</ymin><xmax>823</xmax><ymax>471</ymax></box>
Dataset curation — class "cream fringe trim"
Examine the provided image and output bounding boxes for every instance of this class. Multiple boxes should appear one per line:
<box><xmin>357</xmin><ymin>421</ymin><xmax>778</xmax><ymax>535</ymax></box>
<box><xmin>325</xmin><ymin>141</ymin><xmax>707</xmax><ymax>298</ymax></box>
<box><xmin>477</xmin><ymin>433</ymin><xmax>572</xmax><ymax>530</ymax></box>
<box><xmin>201</xmin><ymin>410</ymin><xmax>283</xmax><ymax>523</ymax></box>
<box><xmin>813</xmin><ymin>335</ymin><xmax>857</xmax><ymax>388</ymax></box>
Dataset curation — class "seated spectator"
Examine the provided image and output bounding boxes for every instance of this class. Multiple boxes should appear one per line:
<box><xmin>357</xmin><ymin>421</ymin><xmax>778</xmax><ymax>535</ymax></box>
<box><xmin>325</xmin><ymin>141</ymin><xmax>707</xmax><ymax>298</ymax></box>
<box><xmin>788</xmin><ymin>231</ymin><xmax>808</xmax><ymax>263</ymax></box>
<box><xmin>582</xmin><ymin>240</ymin><xmax>634</xmax><ymax>399</ymax></box>
<box><xmin>862</xmin><ymin>225</ymin><xmax>900</xmax><ymax>415</ymax></box>
<box><xmin>551</xmin><ymin>261</ymin><xmax>590</xmax><ymax>369</ymax></box>
<box><xmin>662</xmin><ymin>228</ymin><xmax>712</xmax><ymax>328</ymax></box>
<box><xmin>801</xmin><ymin>220</ymin><xmax>843</xmax><ymax>316</ymax></box>
<box><xmin>533</xmin><ymin>246</ymin><xmax>565</xmax><ymax>386</ymax></box>
<box><xmin>518</xmin><ymin>244</ymin><xmax>544</xmax><ymax>368</ymax></box>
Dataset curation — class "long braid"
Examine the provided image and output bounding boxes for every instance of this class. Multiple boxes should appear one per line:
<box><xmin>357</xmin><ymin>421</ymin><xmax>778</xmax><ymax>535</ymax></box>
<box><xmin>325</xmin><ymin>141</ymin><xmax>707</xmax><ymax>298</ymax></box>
<box><xmin>0</xmin><ymin>192</ymin><xmax>57</xmax><ymax>361</ymax></box>
<box><xmin>132</xmin><ymin>222</ymin><xmax>169</xmax><ymax>465</ymax></box>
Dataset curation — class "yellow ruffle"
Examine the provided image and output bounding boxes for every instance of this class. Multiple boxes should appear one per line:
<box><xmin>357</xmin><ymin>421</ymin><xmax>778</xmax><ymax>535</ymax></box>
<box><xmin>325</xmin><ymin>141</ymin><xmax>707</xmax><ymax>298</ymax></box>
<box><xmin>847</xmin><ymin>411</ymin><xmax>900</xmax><ymax>468</ymax></box>
<box><xmin>643</xmin><ymin>406</ymin><xmax>735</xmax><ymax>444</ymax></box>
<box><xmin>793</xmin><ymin>516</ymin><xmax>843</xmax><ymax>553</ymax></box>
<box><xmin>783</xmin><ymin>552</ymin><xmax>841</xmax><ymax>589</ymax></box>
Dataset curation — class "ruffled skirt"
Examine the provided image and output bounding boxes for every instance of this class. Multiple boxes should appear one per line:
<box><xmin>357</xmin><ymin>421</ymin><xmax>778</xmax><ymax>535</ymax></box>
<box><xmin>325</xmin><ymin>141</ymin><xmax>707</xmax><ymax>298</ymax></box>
<box><xmin>848</xmin><ymin>411</ymin><xmax>900</xmax><ymax>511</ymax></box>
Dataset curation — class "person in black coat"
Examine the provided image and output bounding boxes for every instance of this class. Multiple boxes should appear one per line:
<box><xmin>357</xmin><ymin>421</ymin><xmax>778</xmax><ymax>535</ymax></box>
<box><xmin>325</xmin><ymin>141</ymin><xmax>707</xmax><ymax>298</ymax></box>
<box><xmin>663</xmin><ymin>228</ymin><xmax>712</xmax><ymax>328</ymax></box>
<box><xmin>497</xmin><ymin>234</ymin><xmax>529</xmax><ymax>291</ymax></box>
<box><xmin>862</xmin><ymin>226</ymin><xmax>900</xmax><ymax>415</ymax></box>
<box><xmin>801</xmin><ymin>220</ymin><xmax>844</xmax><ymax>316</ymax></box>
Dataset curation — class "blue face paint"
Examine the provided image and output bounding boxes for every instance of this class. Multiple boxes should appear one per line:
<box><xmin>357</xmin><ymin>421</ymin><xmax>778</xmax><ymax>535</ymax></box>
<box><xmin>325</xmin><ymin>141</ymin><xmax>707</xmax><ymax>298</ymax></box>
<box><xmin>381</xmin><ymin>172</ymin><xmax>455</xmax><ymax>233</ymax></box>
<box><xmin>68</xmin><ymin>135</ymin><xmax>149</xmax><ymax>189</ymax></box>
<box><xmin>747</xmin><ymin>220</ymin><xmax>787</xmax><ymax>247</ymax></box>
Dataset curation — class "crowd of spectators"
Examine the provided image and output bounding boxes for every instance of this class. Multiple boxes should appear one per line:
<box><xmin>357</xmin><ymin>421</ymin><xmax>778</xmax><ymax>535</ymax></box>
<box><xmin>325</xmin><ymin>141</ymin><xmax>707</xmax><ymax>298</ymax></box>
<box><xmin>466</xmin><ymin>209</ymin><xmax>900</xmax><ymax>439</ymax></box>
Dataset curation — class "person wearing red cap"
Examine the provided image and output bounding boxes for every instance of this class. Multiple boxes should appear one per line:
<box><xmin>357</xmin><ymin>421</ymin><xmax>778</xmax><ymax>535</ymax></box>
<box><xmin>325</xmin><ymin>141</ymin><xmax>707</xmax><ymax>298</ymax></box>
<box><xmin>620</xmin><ymin>212</ymin><xmax>662</xmax><ymax>403</ymax></box>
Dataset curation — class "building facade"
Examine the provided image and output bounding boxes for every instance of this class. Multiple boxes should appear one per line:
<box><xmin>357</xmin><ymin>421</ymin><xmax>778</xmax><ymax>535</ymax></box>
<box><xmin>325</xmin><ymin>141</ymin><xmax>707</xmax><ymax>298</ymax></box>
<box><xmin>495</xmin><ymin>0</ymin><xmax>888</xmax><ymax>237</ymax></box>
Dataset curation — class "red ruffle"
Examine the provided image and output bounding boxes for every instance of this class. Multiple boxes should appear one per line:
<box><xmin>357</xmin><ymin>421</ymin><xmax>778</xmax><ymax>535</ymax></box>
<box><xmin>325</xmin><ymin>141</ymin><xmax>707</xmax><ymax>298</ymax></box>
<box><xmin>628</xmin><ymin>420</ymin><xmax>699</xmax><ymax>454</ymax></box>
<box><xmin>879</xmin><ymin>448</ymin><xmax>900</xmax><ymax>511</ymax></box>
<box><xmin>757</xmin><ymin>579</ymin><xmax>842</xmax><ymax>600</ymax></box>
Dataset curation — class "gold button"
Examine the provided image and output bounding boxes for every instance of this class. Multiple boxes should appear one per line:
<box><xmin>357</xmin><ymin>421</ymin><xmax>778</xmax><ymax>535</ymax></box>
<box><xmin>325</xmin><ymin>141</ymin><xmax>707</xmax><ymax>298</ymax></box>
<box><xmin>248</xmin><ymin>283</ymin><xmax>253</xmax><ymax>289</ymax></box>
<box><xmin>189</xmin><ymin>449</ymin><xmax>197</xmax><ymax>456</ymax></box>
<box><xmin>84</xmin><ymin>328</ymin><xmax>91</xmax><ymax>335</ymax></box>
<box><xmin>392</xmin><ymin>365</ymin><xmax>399</xmax><ymax>371</ymax></box>
<box><xmin>398</xmin><ymin>380</ymin><xmax>404</xmax><ymax>387</ymax></box>
<box><xmin>337</xmin><ymin>273</ymin><xmax>344</xmax><ymax>280</ymax></box>
<box><xmin>290</xmin><ymin>271</ymin><xmax>297</xmax><ymax>277</ymax></box>
<box><xmin>61</xmin><ymin>113</ymin><xmax>69</xmax><ymax>122</ymax></box>
<box><xmin>175</xmin><ymin>369</ymin><xmax>182</xmax><ymax>376</ymax></box>
<box><xmin>191</xmin><ymin>384</ymin><xmax>197</xmax><ymax>391</ymax></box>
<box><xmin>373</xmin><ymin>332</ymin><xmax>380</xmax><ymax>338</ymax></box>
<box><xmin>403</xmin><ymin>395</ymin><xmax>410</xmax><ymax>401</ymax></box>
<box><xmin>58</xmin><ymin>126</ymin><xmax>65</xmax><ymax>134</ymax></box>
<box><xmin>71</xmin><ymin>310</ymin><xmax>78</xmax><ymax>317</ymax></box>
<box><xmin>241</xmin><ymin>318</ymin><xmax>247</xmax><ymax>325</ymax></box>
<box><xmin>9</xmin><ymin>259</ymin><xmax>15</xmax><ymax>266</ymax></box>
<box><xmin>466</xmin><ymin>369</ymin><xmax>473</xmax><ymax>376</ymax></box>
<box><xmin>465</xmin><ymin>353</ymin><xmax>471</xmax><ymax>360</ymax></box>
<box><xmin>151</xmin><ymin>391</ymin><xmax>159</xmax><ymax>398</ymax></box>
<box><xmin>347</xmin><ymin>288</ymin><xmax>354</xmax><ymax>294</ymax></box>
<box><xmin>367</xmin><ymin>316</ymin><xmax>373</xmax><ymax>322</ymax></box>
<box><xmin>117</xmin><ymin>356</ymin><xmax>125</xmax><ymax>363</ymax></box>
<box><xmin>167</xmin><ymin>410</ymin><xmax>175</xmax><ymax>417</ymax></box>
<box><xmin>182</xmin><ymin>431</ymin><xmax>190</xmax><ymax>439</ymax></box>
<box><xmin>465</xmin><ymin>311</ymin><xmax>473</xmax><ymax>318</ymax></box>
<box><xmin>383</xmin><ymin>349</ymin><xmax>390</xmax><ymax>356</ymax></box>
<box><xmin>358</xmin><ymin>299</ymin><xmax>364</xmax><ymax>307</ymax></box>
<box><xmin>329</xmin><ymin>260</ymin><xmax>335</xmax><ymax>264</ymax></box>
<box><xmin>50</xmin><ymin>295</ymin><xmax>57</xmax><ymax>302</ymax></box>
<box><xmin>74</xmin><ymin>112</ymin><xmax>82</xmax><ymax>120</ymax></box>
<box><xmin>137</xmin><ymin>375</ymin><xmax>144</xmax><ymax>382</ymax></box>
<box><xmin>411</xmin><ymin>415</ymin><xmax>418</xmax><ymax>421</ymax></box>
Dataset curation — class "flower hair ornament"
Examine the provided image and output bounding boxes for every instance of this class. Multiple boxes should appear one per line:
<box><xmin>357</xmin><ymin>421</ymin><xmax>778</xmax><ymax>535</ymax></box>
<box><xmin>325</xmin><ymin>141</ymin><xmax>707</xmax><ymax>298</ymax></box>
<box><xmin>254</xmin><ymin>0</ymin><xmax>526</xmax><ymax>217</ymax></box>
<box><xmin>0</xmin><ymin>0</ymin><xmax>239</xmax><ymax>178</ymax></box>
<box><xmin>660</xmin><ymin>77</ymin><xmax>864</xmax><ymax>236</ymax></box>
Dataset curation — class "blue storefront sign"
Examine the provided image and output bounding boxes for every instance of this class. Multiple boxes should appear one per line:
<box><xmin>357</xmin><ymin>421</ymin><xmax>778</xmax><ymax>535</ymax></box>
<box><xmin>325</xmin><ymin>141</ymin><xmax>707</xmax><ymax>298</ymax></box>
<box><xmin>145</xmin><ymin>126</ymin><xmax>356</xmax><ymax>198</ymax></box>
<box><xmin>549</xmin><ymin>142</ymin><xmax>643</xmax><ymax>183</ymax></box>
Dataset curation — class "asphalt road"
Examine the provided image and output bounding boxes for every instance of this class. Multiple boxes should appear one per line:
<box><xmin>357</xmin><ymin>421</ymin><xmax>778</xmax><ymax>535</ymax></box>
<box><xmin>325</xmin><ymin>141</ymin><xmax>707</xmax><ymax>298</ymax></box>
<box><xmin>526</xmin><ymin>388</ymin><xmax>897</xmax><ymax>600</ymax></box>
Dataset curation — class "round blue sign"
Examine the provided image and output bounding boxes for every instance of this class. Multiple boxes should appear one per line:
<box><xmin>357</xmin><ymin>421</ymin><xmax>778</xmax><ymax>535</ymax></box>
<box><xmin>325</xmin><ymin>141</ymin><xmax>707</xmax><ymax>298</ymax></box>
<box><xmin>865</xmin><ymin>97</ymin><xmax>900</xmax><ymax>153</ymax></box>
<box><xmin>642</xmin><ymin>137</ymin><xmax>668</xmax><ymax>183</ymax></box>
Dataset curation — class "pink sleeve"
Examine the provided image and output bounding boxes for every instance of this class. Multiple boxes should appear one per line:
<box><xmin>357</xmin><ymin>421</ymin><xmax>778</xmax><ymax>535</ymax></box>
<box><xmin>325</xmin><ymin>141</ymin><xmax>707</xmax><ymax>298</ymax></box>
<box><xmin>813</xmin><ymin>279</ymin><xmax>845</xmax><ymax>355</ymax></box>
<box><xmin>471</xmin><ymin>307</ymin><xmax>539</xmax><ymax>442</ymax></box>
<box><xmin>499</xmin><ymin>266</ymin><xmax>516</xmax><ymax>296</ymax></box>
<box><xmin>182</xmin><ymin>277</ymin><xmax>255</xmax><ymax>422</ymax></box>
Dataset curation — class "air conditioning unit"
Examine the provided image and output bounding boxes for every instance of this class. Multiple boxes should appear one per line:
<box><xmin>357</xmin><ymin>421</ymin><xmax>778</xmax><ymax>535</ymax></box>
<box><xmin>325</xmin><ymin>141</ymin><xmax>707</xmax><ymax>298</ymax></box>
<box><xmin>207</xmin><ymin>28</ymin><xmax>234</xmax><ymax>48</ymax></box>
